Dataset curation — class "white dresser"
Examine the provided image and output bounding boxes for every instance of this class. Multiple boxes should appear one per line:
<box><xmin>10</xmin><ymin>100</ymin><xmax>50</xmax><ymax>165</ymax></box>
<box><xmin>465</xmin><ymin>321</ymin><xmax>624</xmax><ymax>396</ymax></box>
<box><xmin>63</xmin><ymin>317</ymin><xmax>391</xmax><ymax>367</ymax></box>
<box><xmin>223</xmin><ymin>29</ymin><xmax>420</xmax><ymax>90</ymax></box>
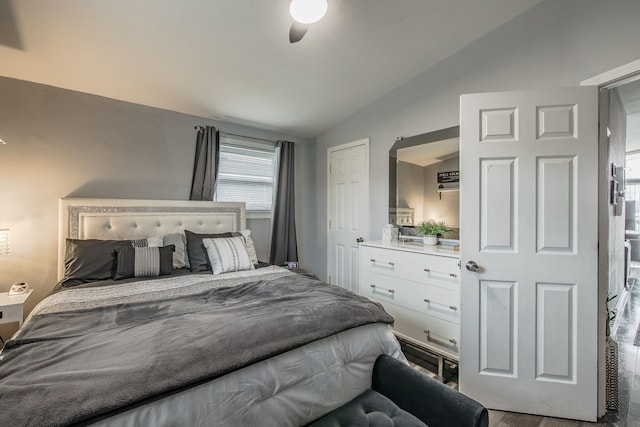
<box><xmin>359</xmin><ymin>240</ymin><xmax>461</xmax><ymax>363</ymax></box>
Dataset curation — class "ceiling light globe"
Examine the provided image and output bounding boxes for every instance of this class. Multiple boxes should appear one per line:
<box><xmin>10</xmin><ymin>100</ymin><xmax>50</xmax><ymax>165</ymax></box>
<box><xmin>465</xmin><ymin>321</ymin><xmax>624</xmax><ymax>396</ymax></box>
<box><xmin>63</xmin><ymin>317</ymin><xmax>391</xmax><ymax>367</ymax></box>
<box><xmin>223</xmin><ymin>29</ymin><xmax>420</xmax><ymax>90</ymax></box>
<box><xmin>289</xmin><ymin>0</ymin><xmax>328</xmax><ymax>24</ymax></box>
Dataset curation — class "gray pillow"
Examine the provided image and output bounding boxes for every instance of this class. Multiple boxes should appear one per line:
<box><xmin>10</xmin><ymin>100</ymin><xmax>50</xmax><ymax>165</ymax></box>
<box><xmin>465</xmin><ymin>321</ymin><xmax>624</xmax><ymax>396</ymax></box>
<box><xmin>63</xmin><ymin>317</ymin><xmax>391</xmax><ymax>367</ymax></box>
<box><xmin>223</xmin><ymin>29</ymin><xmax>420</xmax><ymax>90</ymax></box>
<box><xmin>185</xmin><ymin>230</ymin><xmax>234</xmax><ymax>272</ymax></box>
<box><xmin>62</xmin><ymin>239</ymin><xmax>134</xmax><ymax>287</ymax></box>
<box><xmin>163</xmin><ymin>233</ymin><xmax>190</xmax><ymax>269</ymax></box>
<box><xmin>114</xmin><ymin>245</ymin><xmax>175</xmax><ymax>280</ymax></box>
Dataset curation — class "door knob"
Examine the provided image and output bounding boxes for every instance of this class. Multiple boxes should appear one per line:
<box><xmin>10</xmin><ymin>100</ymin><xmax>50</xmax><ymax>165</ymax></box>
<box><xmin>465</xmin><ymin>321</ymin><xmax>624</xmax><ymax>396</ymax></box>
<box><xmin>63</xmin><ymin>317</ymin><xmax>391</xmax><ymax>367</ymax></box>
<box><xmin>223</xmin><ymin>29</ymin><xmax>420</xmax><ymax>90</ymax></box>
<box><xmin>465</xmin><ymin>260</ymin><xmax>480</xmax><ymax>272</ymax></box>
<box><xmin>356</xmin><ymin>237</ymin><xmax>364</xmax><ymax>243</ymax></box>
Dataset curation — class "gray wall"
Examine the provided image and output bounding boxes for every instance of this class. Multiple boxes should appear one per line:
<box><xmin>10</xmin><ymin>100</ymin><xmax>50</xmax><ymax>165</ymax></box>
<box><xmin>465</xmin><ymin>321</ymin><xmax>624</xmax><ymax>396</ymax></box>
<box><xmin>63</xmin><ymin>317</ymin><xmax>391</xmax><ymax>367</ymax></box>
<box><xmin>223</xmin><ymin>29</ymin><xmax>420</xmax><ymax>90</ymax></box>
<box><xmin>312</xmin><ymin>0</ymin><xmax>640</xmax><ymax>280</ymax></box>
<box><xmin>0</xmin><ymin>76</ymin><xmax>316</xmax><ymax>338</ymax></box>
<box><xmin>396</xmin><ymin>160</ymin><xmax>425</xmax><ymax>220</ymax></box>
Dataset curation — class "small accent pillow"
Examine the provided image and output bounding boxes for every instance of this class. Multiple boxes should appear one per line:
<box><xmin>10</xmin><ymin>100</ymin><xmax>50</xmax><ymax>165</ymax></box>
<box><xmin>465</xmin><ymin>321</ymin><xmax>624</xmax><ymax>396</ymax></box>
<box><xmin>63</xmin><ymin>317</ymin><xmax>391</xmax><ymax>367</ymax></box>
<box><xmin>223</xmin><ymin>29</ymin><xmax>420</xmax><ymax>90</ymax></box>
<box><xmin>163</xmin><ymin>233</ymin><xmax>189</xmax><ymax>269</ymax></box>
<box><xmin>203</xmin><ymin>237</ymin><xmax>254</xmax><ymax>275</ymax></box>
<box><xmin>185</xmin><ymin>230</ymin><xmax>234</xmax><ymax>272</ymax></box>
<box><xmin>114</xmin><ymin>245</ymin><xmax>175</xmax><ymax>280</ymax></box>
<box><xmin>232</xmin><ymin>229</ymin><xmax>258</xmax><ymax>264</ymax></box>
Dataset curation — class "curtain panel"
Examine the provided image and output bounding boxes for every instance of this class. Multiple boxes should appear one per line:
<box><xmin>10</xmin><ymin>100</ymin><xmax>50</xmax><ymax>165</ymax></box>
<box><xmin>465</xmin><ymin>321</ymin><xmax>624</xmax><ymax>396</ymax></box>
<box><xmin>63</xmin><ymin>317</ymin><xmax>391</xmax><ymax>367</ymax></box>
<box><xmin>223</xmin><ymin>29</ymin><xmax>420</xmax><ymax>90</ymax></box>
<box><xmin>190</xmin><ymin>125</ymin><xmax>220</xmax><ymax>201</ymax></box>
<box><xmin>270</xmin><ymin>140</ymin><xmax>298</xmax><ymax>265</ymax></box>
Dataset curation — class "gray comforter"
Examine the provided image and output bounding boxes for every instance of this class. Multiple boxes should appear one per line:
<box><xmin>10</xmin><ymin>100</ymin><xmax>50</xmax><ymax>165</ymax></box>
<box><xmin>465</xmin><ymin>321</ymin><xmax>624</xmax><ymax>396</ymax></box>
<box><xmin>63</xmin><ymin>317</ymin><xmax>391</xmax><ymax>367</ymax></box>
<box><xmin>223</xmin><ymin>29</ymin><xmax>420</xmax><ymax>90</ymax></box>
<box><xmin>0</xmin><ymin>269</ymin><xmax>393</xmax><ymax>426</ymax></box>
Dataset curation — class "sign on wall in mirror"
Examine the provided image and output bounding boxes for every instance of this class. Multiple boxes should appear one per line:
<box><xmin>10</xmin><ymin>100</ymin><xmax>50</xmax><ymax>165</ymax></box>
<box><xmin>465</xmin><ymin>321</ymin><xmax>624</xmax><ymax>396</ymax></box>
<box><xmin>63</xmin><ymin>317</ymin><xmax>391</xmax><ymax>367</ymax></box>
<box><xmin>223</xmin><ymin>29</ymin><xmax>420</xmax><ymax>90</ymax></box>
<box><xmin>437</xmin><ymin>171</ymin><xmax>459</xmax><ymax>184</ymax></box>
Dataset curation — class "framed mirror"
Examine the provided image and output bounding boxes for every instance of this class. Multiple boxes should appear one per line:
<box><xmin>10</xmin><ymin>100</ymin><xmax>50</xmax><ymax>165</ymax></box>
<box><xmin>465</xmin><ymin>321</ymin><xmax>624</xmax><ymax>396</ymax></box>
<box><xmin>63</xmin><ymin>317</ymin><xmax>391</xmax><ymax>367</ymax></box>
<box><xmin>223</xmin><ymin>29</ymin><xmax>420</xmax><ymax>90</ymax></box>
<box><xmin>389</xmin><ymin>125</ymin><xmax>460</xmax><ymax>239</ymax></box>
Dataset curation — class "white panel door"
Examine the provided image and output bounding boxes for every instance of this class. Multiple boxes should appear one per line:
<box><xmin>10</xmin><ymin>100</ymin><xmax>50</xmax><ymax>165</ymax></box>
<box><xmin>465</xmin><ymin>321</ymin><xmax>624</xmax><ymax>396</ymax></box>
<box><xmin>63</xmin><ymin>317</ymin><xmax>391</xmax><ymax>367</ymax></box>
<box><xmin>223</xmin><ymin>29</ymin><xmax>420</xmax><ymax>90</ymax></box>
<box><xmin>328</xmin><ymin>140</ymin><xmax>369</xmax><ymax>292</ymax></box>
<box><xmin>459</xmin><ymin>87</ymin><xmax>599</xmax><ymax>421</ymax></box>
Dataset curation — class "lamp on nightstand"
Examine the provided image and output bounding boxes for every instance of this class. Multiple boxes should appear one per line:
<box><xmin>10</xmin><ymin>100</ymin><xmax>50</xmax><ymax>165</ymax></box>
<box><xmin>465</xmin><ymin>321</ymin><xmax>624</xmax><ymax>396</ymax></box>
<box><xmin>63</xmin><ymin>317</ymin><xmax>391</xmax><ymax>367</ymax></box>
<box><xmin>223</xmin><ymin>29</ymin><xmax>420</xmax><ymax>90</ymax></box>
<box><xmin>0</xmin><ymin>229</ymin><xmax>9</xmax><ymax>257</ymax></box>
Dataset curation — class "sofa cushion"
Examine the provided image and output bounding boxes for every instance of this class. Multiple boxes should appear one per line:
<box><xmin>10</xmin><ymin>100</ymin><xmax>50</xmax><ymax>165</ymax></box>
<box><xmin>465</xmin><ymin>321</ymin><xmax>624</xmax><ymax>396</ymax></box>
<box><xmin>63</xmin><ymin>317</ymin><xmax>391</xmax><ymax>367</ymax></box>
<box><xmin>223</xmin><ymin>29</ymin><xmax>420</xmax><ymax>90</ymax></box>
<box><xmin>372</xmin><ymin>355</ymin><xmax>488</xmax><ymax>427</ymax></box>
<box><xmin>306</xmin><ymin>389</ymin><xmax>427</xmax><ymax>427</ymax></box>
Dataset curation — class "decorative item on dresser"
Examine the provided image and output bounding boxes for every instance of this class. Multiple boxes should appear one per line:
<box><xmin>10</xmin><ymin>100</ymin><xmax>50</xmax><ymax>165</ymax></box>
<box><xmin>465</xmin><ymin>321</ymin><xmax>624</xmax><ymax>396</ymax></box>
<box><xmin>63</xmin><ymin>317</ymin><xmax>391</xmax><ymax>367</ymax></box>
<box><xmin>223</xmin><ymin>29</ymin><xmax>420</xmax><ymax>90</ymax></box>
<box><xmin>416</xmin><ymin>219</ymin><xmax>454</xmax><ymax>246</ymax></box>
<box><xmin>359</xmin><ymin>240</ymin><xmax>460</xmax><ymax>379</ymax></box>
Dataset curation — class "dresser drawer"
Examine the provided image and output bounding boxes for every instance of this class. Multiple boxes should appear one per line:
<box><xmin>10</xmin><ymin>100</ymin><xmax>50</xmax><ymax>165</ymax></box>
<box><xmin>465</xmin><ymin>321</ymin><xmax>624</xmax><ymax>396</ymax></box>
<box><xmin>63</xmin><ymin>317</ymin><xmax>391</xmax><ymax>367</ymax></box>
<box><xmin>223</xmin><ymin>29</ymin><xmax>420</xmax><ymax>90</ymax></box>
<box><xmin>405</xmin><ymin>254</ymin><xmax>460</xmax><ymax>288</ymax></box>
<box><xmin>361</xmin><ymin>271</ymin><xmax>460</xmax><ymax>324</ymax></box>
<box><xmin>361</xmin><ymin>245</ymin><xmax>407</xmax><ymax>277</ymax></box>
<box><xmin>379</xmin><ymin>301</ymin><xmax>459</xmax><ymax>360</ymax></box>
<box><xmin>361</xmin><ymin>245</ymin><xmax>460</xmax><ymax>290</ymax></box>
<box><xmin>396</xmin><ymin>309</ymin><xmax>460</xmax><ymax>359</ymax></box>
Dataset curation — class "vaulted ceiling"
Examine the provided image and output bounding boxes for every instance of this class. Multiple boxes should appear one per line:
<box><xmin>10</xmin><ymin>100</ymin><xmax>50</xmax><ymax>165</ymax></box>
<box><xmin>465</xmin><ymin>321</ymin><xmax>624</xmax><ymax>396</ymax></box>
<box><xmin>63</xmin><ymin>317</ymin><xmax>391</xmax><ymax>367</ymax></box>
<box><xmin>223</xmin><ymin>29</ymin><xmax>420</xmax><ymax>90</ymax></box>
<box><xmin>0</xmin><ymin>0</ymin><xmax>544</xmax><ymax>137</ymax></box>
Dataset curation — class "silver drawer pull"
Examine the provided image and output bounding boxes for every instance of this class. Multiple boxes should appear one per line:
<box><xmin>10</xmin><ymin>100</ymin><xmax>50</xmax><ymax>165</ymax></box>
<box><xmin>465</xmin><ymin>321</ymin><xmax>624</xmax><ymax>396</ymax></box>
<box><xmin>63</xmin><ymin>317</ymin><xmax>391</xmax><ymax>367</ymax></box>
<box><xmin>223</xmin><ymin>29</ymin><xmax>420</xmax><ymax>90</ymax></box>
<box><xmin>423</xmin><ymin>299</ymin><xmax>458</xmax><ymax>311</ymax></box>
<box><xmin>424</xmin><ymin>329</ymin><xmax>457</xmax><ymax>345</ymax></box>
<box><xmin>370</xmin><ymin>284</ymin><xmax>395</xmax><ymax>294</ymax></box>
<box><xmin>423</xmin><ymin>268</ymin><xmax>457</xmax><ymax>278</ymax></box>
<box><xmin>371</xmin><ymin>258</ymin><xmax>395</xmax><ymax>267</ymax></box>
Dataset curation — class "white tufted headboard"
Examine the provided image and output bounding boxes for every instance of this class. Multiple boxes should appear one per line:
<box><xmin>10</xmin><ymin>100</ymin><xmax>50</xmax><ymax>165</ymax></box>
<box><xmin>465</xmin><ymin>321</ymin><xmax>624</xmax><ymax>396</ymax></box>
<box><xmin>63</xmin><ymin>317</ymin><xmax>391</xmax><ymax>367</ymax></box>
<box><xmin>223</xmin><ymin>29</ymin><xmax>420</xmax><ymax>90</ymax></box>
<box><xmin>58</xmin><ymin>198</ymin><xmax>246</xmax><ymax>280</ymax></box>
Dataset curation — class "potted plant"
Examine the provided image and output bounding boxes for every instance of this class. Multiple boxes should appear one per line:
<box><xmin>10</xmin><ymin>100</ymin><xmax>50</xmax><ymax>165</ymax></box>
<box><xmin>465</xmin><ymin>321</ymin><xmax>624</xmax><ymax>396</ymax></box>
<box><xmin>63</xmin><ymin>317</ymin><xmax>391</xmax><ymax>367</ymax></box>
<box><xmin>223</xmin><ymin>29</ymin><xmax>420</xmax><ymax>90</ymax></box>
<box><xmin>417</xmin><ymin>219</ymin><xmax>453</xmax><ymax>246</ymax></box>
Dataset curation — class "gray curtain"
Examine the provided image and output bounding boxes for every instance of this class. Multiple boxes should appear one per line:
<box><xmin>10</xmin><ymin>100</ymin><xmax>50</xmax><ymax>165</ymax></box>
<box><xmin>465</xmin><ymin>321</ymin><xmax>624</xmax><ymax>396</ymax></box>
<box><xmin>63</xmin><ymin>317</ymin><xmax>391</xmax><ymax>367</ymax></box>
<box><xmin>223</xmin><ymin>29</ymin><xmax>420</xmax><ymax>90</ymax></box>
<box><xmin>190</xmin><ymin>125</ymin><xmax>220</xmax><ymax>200</ymax></box>
<box><xmin>270</xmin><ymin>140</ymin><xmax>298</xmax><ymax>265</ymax></box>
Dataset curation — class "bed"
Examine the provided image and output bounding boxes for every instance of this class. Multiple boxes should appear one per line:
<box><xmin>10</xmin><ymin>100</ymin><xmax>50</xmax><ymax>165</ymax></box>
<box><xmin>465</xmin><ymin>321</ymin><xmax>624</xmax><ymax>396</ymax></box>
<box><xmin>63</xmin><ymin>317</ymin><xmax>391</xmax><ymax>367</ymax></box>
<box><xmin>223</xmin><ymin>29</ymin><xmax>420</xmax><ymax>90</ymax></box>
<box><xmin>0</xmin><ymin>198</ymin><xmax>404</xmax><ymax>427</ymax></box>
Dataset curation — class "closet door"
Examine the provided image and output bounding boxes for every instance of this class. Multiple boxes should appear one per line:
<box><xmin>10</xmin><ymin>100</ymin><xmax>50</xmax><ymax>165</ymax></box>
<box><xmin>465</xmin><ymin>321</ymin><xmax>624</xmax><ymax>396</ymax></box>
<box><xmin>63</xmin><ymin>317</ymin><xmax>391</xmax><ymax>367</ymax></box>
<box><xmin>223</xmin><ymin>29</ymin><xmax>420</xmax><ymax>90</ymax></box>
<box><xmin>328</xmin><ymin>139</ymin><xmax>369</xmax><ymax>292</ymax></box>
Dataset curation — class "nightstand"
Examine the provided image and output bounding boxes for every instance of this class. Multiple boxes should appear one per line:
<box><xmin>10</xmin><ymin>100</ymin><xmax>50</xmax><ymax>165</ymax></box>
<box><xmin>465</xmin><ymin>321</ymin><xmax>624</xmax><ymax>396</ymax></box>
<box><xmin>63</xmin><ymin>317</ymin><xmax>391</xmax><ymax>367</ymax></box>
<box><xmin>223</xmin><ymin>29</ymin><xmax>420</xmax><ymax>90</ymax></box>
<box><xmin>0</xmin><ymin>289</ymin><xmax>33</xmax><ymax>327</ymax></box>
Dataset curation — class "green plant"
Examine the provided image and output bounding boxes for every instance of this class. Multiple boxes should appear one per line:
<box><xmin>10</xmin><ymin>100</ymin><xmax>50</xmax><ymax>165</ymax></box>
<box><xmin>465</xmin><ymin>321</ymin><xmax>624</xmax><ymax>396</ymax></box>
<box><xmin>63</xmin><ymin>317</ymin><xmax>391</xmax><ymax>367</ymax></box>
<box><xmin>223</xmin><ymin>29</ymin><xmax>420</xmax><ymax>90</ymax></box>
<box><xmin>417</xmin><ymin>219</ymin><xmax>453</xmax><ymax>236</ymax></box>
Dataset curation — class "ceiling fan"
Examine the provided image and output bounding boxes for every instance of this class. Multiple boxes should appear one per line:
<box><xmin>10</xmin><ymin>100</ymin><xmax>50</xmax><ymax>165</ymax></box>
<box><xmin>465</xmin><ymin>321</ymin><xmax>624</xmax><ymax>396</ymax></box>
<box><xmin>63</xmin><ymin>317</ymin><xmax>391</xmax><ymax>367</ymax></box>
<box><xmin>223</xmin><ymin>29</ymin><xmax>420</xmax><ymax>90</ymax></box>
<box><xmin>288</xmin><ymin>0</ymin><xmax>328</xmax><ymax>43</ymax></box>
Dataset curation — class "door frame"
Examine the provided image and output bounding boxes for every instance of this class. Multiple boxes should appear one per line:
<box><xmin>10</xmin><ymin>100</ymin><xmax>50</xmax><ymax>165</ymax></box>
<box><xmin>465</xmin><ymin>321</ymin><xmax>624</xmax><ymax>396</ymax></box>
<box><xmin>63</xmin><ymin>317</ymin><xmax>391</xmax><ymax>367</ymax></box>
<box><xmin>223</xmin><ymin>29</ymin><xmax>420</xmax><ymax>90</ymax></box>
<box><xmin>582</xmin><ymin>58</ymin><xmax>640</xmax><ymax>417</ymax></box>
<box><xmin>327</xmin><ymin>138</ymin><xmax>370</xmax><ymax>284</ymax></box>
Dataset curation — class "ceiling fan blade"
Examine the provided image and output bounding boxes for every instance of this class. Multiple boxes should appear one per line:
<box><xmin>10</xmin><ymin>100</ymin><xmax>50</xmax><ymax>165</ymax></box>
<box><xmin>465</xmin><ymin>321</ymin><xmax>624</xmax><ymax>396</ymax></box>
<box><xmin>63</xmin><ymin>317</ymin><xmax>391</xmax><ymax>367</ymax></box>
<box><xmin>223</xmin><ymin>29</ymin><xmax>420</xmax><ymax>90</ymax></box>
<box><xmin>289</xmin><ymin>22</ymin><xmax>309</xmax><ymax>43</ymax></box>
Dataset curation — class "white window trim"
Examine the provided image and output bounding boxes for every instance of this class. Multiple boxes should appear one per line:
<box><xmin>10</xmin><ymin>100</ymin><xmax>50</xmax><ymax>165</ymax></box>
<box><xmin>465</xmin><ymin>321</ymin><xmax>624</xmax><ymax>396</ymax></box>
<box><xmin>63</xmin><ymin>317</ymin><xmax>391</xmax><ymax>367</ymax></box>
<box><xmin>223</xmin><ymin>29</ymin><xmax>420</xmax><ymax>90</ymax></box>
<box><xmin>247</xmin><ymin>210</ymin><xmax>272</xmax><ymax>220</ymax></box>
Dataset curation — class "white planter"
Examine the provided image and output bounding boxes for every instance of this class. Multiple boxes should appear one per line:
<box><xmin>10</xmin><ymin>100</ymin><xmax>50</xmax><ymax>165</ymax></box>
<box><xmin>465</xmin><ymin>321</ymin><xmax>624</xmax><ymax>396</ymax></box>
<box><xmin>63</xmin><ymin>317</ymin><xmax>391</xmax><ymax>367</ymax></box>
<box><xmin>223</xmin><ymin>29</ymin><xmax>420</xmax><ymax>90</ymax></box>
<box><xmin>423</xmin><ymin>235</ymin><xmax>438</xmax><ymax>246</ymax></box>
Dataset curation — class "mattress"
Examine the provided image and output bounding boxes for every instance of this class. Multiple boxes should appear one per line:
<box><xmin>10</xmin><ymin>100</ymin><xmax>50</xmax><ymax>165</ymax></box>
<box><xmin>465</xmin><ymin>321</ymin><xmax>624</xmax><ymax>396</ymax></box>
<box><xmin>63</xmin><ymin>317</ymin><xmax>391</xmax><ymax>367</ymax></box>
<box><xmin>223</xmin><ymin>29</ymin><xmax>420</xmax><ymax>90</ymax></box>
<box><xmin>96</xmin><ymin>323</ymin><xmax>404</xmax><ymax>426</ymax></box>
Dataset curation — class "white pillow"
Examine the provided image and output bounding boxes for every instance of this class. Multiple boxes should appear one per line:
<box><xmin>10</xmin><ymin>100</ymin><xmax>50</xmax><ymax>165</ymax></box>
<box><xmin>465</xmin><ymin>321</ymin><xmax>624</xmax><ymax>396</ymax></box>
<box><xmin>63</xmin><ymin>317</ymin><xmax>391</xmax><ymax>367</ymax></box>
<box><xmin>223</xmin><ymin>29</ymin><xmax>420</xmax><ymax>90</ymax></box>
<box><xmin>146</xmin><ymin>237</ymin><xmax>163</xmax><ymax>247</ymax></box>
<box><xmin>163</xmin><ymin>233</ymin><xmax>189</xmax><ymax>269</ymax></box>
<box><xmin>203</xmin><ymin>236</ymin><xmax>255</xmax><ymax>275</ymax></box>
<box><xmin>237</xmin><ymin>229</ymin><xmax>258</xmax><ymax>264</ymax></box>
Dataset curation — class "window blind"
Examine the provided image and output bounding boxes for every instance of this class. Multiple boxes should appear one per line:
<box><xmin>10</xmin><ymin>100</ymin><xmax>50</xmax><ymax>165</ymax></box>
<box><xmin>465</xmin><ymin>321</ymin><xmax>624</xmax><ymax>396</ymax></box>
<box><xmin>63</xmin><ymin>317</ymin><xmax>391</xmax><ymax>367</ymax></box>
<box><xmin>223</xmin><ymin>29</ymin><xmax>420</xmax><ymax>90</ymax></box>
<box><xmin>214</xmin><ymin>142</ymin><xmax>277</xmax><ymax>211</ymax></box>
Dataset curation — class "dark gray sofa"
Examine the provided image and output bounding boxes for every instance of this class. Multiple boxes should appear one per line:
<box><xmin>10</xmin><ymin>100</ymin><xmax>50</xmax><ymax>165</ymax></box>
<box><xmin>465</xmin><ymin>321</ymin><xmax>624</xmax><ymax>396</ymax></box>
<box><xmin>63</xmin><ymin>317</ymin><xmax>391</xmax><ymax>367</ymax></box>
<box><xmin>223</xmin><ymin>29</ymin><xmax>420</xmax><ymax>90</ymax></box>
<box><xmin>307</xmin><ymin>354</ymin><xmax>488</xmax><ymax>427</ymax></box>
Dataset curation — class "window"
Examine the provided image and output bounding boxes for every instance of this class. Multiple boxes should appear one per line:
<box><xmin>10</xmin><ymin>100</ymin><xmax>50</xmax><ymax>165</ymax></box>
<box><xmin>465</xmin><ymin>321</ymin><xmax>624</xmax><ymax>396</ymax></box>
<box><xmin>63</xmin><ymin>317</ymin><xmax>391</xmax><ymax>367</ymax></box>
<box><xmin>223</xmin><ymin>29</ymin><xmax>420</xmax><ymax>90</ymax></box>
<box><xmin>214</xmin><ymin>138</ymin><xmax>277</xmax><ymax>212</ymax></box>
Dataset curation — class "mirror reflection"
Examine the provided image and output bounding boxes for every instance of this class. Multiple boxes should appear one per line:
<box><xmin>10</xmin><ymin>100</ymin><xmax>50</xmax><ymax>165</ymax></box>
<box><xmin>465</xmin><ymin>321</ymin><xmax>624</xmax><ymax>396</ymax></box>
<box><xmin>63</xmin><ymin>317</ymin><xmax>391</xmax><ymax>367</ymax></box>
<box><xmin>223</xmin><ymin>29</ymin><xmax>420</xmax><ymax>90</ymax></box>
<box><xmin>389</xmin><ymin>126</ymin><xmax>460</xmax><ymax>240</ymax></box>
